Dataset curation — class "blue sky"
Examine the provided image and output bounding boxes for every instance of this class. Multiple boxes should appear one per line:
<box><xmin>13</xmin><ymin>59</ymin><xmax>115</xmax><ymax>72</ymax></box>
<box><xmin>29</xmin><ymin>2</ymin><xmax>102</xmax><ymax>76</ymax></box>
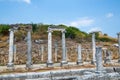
<box><xmin>0</xmin><ymin>0</ymin><xmax>120</xmax><ymax>37</ymax></box>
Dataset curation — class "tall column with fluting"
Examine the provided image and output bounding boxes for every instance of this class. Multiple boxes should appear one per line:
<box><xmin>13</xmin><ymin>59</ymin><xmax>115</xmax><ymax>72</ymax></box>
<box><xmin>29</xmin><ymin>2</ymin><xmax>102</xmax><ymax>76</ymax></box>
<box><xmin>7</xmin><ymin>28</ymin><xmax>14</xmax><ymax>69</ymax></box>
<box><xmin>47</xmin><ymin>30</ymin><xmax>53</xmax><ymax>67</ymax></box>
<box><xmin>77</xmin><ymin>44</ymin><xmax>83</xmax><ymax>65</ymax></box>
<box><xmin>91</xmin><ymin>32</ymin><xmax>96</xmax><ymax>64</ymax></box>
<box><xmin>61</xmin><ymin>30</ymin><xmax>67</xmax><ymax>66</ymax></box>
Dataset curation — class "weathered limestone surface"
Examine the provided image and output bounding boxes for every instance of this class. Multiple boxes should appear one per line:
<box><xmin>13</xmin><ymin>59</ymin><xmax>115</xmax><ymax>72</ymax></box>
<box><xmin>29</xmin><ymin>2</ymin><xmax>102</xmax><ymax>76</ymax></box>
<box><xmin>47</xmin><ymin>30</ymin><xmax>53</xmax><ymax>67</ymax></box>
<box><xmin>91</xmin><ymin>32</ymin><xmax>96</xmax><ymax>64</ymax></box>
<box><xmin>95</xmin><ymin>47</ymin><xmax>105</xmax><ymax>73</ymax></box>
<box><xmin>26</xmin><ymin>30</ymin><xmax>32</xmax><ymax>69</ymax></box>
<box><xmin>61</xmin><ymin>31</ymin><xmax>68</xmax><ymax>66</ymax></box>
<box><xmin>7</xmin><ymin>28</ymin><xmax>14</xmax><ymax>69</ymax></box>
<box><xmin>77</xmin><ymin>44</ymin><xmax>83</xmax><ymax>65</ymax></box>
<box><xmin>0</xmin><ymin>68</ymin><xmax>120</xmax><ymax>80</ymax></box>
<box><xmin>117</xmin><ymin>32</ymin><xmax>120</xmax><ymax>63</ymax></box>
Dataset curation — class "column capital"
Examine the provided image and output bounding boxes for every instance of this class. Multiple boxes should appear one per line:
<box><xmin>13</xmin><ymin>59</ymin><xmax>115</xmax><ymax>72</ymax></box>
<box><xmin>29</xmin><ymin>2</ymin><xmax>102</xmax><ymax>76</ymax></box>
<box><xmin>89</xmin><ymin>31</ymin><xmax>100</xmax><ymax>34</ymax></box>
<box><xmin>25</xmin><ymin>25</ymin><xmax>32</xmax><ymax>32</ymax></box>
<box><xmin>61</xmin><ymin>30</ymin><xmax>66</xmax><ymax>33</ymax></box>
<box><xmin>9</xmin><ymin>28</ymin><xmax>14</xmax><ymax>31</ymax></box>
<box><xmin>117</xmin><ymin>32</ymin><xmax>120</xmax><ymax>35</ymax></box>
<box><xmin>47</xmin><ymin>30</ymin><xmax>53</xmax><ymax>33</ymax></box>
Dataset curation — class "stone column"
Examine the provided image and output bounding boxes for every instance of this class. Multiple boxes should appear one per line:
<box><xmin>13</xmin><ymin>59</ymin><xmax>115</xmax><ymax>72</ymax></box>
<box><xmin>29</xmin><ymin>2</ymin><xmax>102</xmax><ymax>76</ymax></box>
<box><xmin>26</xmin><ymin>29</ymin><xmax>32</xmax><ymax>69</ymax></box>
<box><xmin>13</xmin><ymin>45</ymin><xmax>17</xmax><ymax>62</ymax></box>
<box><xmin>103</xmin><ymin>48</ymin><xmax>107</xmax><ymax>64</ymax></box>
<box><xmin>47</xmin><ymin>30</ymin><xmax>53</xmax><ymax>67</ymax></box>
<box><xmin>104</xmin><ymin>50</ymin><xmax>112</xmax><ymax>64</ymax></box>
<box><xmin>54</xmin><ymin>41</ymin><xmax>58</xmax><ymax>62</ymax></box>
<box><xmin>86</xmin><ymin>49</ymin><xmax>89</xmax><ymax>62</ymax></box>
<box><xmin>96</xmin><ymin>47</ymin><xmax>105</xmax><ymax>73</ymax></box>
<box><xmin>41</xmin><ymin>45</ymin><xmax>44</xmax><ymax>62</ymax></box>
<box><xmin>117</xmin><ymin>32</ymin><xmax>120</xmax><ymax>63</ymax></box>
<box><xmin>77</xmin><ymin>44</ymin><xmax>83</xmax><ymax>65</ymax></box>
<box><xmin>61</xmin><ymin>30</ymin><xmax>67</xmax><ymax>66</ymax></box>
<box><xmin>7</xmin><ymin>28</ymin><xmax>14</xmax><ymax>69</ymax></box>
<box><xmin>91</xmin><ymin>32</ymin><xmax>96</xmax><ymax>64</ymax></box>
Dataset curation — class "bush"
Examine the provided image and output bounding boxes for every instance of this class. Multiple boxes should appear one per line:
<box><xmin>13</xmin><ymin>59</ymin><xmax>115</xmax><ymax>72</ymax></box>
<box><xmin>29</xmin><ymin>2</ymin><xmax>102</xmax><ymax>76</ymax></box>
<box><xmin>0</xmin><ymin>24</ymin><xmax>10</xmax><ymax>35</ymax></box>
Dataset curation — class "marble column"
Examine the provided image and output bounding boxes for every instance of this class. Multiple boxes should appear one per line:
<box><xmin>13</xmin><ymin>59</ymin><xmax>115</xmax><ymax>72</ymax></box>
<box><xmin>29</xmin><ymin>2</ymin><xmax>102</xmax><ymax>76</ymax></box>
<box><xmin>77</xmin><ymin>44</ymin><xmax>83</xmax><ymax>65</ymax></box>
<box><xmin>91</xmin><ymin>32</ymin><xmax>96</xmax><ymax>64</ymax></box>
<box><xmin>54</xmin><ymin>41</ymin><xmax>58</xmax><ymax>62</ymax></box>
<box><xmin>61</xmin><ymin>30</ymin><xmax>67</xmax><ymax>66</ymax></box>
<box><xmin>117</xmin><ymin>32</ymin><xmax>120</xmax><ymax>63</ymax></box>
<box><xmin>7</xmin><ymin>28</ymin><xmax>14</xmax><ymax>69</ymax></box>
<box><xmin>13</xmin><ymin>45</ymin><xmax>17</xmax><ymax>62</ymax></box>
<box><xmin>86</xmin><ymin>49</ymin><xmax>89</xmax><ymax>62</ymax></box>
<box><xmin>26</xmin><ymin>30</ymin><xmax>32</xmax><ymax>69</ymax></box>
<box><xmin>47</xmin><ymin>30</ymin><xmax>53</xmax><ymax>67</ymax></box>
<box><xmin>96</xmin><ymin>47</ymin><xmax>105</xmax><ymax>73</ymax></box>
<box><xmin>41</xmin><ymin>45</ymin><xmax>44</xmax><ymax>61</ymax></box>
<box><xmin>103</xmin><ymin>48</ymin><xmax>107</xmax><ymax>64</ymax></box>
<box><xmin>104</xmin><ymin>50</ymin><xmax>112</xmax><ymax>64</ymax></box>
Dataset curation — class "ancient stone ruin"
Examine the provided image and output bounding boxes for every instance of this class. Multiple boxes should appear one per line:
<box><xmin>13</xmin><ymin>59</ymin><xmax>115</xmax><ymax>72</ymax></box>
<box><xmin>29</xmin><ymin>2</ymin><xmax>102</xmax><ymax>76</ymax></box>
<box><xmin>0</xmin><ymin>25</ymin><xmax>120</xmax><ymax>80</ymax></box>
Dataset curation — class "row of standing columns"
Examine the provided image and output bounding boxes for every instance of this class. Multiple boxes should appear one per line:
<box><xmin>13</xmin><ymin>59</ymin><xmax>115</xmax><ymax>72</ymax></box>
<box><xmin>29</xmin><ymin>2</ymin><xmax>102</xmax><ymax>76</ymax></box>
<box><xmin>7</xmin><ymin>28</ymin><xmax>120</xmax><ymax>70</ymax></box>
<box><xmin>47</xmin><ymin>30</ymin><xmax>67</xmax><ymax>67</ymax></box>
<box><xmin>7</xmin><ymin>28</ymin><xmax>32</xmax><ymax>69</ymax></box>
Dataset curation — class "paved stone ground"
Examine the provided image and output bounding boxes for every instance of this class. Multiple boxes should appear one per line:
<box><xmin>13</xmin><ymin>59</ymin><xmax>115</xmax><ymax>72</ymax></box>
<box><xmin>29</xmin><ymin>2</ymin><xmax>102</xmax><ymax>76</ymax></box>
<box><xmin>0</xmin><ymin>60</ymin><xmax>120</xmax><ymax>74</ymax></box>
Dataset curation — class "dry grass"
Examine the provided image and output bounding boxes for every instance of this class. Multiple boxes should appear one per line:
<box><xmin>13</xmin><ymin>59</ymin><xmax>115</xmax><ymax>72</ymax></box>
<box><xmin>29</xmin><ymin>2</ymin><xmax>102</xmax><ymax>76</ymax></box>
<box><xmin>0</xmin><ymin>42</ymin><xmax>8</xmax><ymax>48</ymax></box>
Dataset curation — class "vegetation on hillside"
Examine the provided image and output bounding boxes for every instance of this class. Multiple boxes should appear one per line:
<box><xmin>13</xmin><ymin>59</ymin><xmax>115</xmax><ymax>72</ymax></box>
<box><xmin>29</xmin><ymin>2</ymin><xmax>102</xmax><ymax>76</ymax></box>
<box><xmin>0</xmin><ymin>23</ymin><xmax>117</xmax><ymax>43</ymax></box>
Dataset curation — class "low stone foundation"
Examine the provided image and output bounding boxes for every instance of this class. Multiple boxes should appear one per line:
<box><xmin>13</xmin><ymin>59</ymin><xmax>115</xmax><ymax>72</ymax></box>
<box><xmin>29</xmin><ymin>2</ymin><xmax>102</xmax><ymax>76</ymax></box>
<box><xmin>0</xmin><ymin>67</ymin><xmax>120</xmax><ymax>80</ymax></box>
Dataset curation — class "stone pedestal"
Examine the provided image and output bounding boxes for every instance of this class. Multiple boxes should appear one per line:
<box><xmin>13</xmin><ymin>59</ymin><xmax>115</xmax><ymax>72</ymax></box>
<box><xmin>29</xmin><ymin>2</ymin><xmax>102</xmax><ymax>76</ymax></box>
<box><xmin>77</xmin><ymin>44</ymin><xmax>83</xmax><ymax>65</ymax></box>
<box><xmin>96</xmin><ymin>47</ymin><xmax>105</xmax><ymax>74</ymax></box>
<box><xmin>7</xmin><ymin>28</ymin><xmax>14</xmax><ymax>70</ymax></box>
<box><xmin>104</xmin><ymin>50</ymin><xmax>112</xmax><ymax>64</ymax></box>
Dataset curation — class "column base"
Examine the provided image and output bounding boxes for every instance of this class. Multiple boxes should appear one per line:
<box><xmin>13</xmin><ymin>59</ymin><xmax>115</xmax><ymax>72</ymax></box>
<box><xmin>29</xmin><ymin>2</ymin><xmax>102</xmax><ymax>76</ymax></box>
<box><xmin>7</xmin><ymin>63</ymin><xmax>14</xmax><ymax>70</ymax></box>
<box><xmin>91</xmin><ymin>60</ymin><xmax>96</xmax><ymax>65</ymax></box>
<box><xmin>76</xmin><ymin>60</ymin><xmax>83</xmax><ymax>65</ymax></box>
<box><xmin>26</xmin><ymin>62</ymin><xmax>32</xmax><ymax>69</ymax></box>
<box><xmin>61</xmin><ymin>61</ymin><xmax>68</xmax><ymax>66</ymax></box>
<box><xmin>47</xmin><ymin>61</ymin><xmax>53</xmax><ymax>67</ymax></box>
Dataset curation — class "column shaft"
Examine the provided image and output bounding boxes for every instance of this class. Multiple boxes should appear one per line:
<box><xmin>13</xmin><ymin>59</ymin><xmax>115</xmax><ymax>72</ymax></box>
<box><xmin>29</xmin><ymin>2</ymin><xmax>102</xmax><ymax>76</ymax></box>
<box><xmin>47</xmin><ymin>31</ymin><xmax>53</xmax><ymax>67</ymax></box>
<box><xmin>118</xmin><ymin>33</ymin><xmax>120</xmax><ymax>62</ymax></box>
<box><xmin>77</xmin><ymin>44</ymin><xmax>82</xmax><ymax>65</ymax></box>
<box><xmin>96</xmin><ymin>47</ymin><xmax>104</xmax><ymax>73</ymax></box>
<box><xmin>26</xmin><ymin>30</ymin><xmax>32</xmax><ymax>68</ymax></box>
<box><xmin>61</xmin><ymin>31</ymin><xmax>67</xmax><ymax>65</ymax></box>
<box><xmin>91</xmin><ymin>33</ymin><xmax>96</xmax><ymax>64</ymax></box>
<box><xmin>7</xmin><ymin>29</ymin><xmax>14</xmax><ymax>69</ymax></box>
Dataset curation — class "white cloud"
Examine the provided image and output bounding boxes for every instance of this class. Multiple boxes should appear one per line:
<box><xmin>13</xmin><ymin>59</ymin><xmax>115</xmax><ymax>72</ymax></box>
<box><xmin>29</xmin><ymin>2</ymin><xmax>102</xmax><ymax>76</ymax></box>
<box><xmin>6</xmin><ymin>0</ymin><xmax>31</xmax><ymax>4</ymax></box>
<box><xmin>68</xmin><ymin>17</ymin><xmax>94</xmax><ymax>27</ymax></box>
<box><xmin>106</xmin><ymin>13</ymin><xmax>114</xmax><ymax>18</ymax></box>
<box><xmin>88</xmin><ymin>27</ymin><xmax>102</xmax><ymax>33</ymax></box>
<box><xmin>23</xmin><ymin>0</ymin><xmax>31</xmax><ymax>4</ymax></box>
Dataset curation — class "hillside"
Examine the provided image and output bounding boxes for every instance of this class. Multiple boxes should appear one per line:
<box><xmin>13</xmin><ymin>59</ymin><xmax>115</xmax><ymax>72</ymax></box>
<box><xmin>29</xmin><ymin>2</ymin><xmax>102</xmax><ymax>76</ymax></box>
<box><xmin>0</xmin><ymin>24</ymin><xmax>119</xmax><ymax>65</ymax></box>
